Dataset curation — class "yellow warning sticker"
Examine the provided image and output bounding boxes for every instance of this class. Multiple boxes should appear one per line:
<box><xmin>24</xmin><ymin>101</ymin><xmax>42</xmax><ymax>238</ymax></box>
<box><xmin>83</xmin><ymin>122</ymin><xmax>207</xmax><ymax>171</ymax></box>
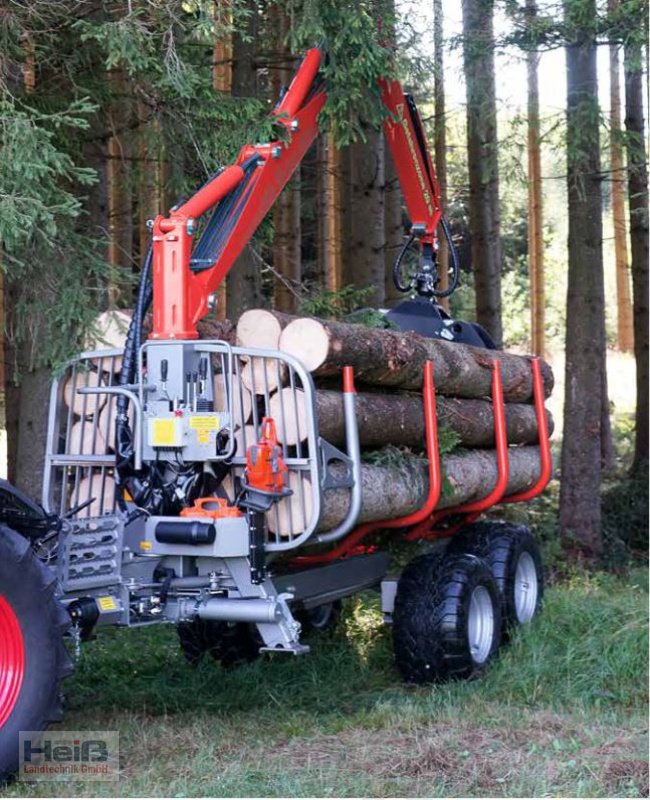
<box><xmin>189</xmin><ymin>415</ymin><xmax>219</xmax><ymax>445</ymax></box>
<box><xmin>150</xmin><ymin>418</ymin><xmax>182</xmax><ymax>447</ymax></box>
<box><xmin>97</xmin><ymin>596</ymin><xmax>117</xmax><ymax>611</ymax></box>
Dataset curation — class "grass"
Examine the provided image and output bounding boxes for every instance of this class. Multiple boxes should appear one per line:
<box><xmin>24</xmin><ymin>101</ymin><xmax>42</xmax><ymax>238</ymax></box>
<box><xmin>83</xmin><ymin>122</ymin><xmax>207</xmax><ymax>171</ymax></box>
<box><xmin>7</xmin><ymin>569</ymin><xmax>648</xmax><ymax>798</ymax></box>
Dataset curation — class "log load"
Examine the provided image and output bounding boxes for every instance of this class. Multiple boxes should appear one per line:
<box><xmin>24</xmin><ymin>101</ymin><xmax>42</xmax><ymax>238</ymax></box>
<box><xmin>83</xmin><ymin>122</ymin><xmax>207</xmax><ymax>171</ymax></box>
<box><xmin>269</xmin><ymin>446</ymin><xmax>544</xmax><ymax>535</ymax></box>
<box><xmin>240</xmin><ymin>356</ymin><xmax>286</xmax><ymax>394</ymax></box>
<box><xmin>277</xmin><ymin>315</ymin><xmax>553</xmax><ymax>401</ymax></box>
<box><xmin>236</xmin><ymin>309</ymin><xmax>294</xmax><ymax>350</ymax></box>
<box><xmin>268</xmin><ymin>387</ymin><xmax>554</xmax><ymax>449</ymax></box>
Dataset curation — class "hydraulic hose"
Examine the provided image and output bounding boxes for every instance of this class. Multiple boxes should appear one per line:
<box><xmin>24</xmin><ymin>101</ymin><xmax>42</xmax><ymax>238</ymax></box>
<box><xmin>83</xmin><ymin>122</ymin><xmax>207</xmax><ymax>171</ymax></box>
<box><xmin>115</xmin><ymin>244</ymin><xmax>152</xmax><ymax>507</ymax></box>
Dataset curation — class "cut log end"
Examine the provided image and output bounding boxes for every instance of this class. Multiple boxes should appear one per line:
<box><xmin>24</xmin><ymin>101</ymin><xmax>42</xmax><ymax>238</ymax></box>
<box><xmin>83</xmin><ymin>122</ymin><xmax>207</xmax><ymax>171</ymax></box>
<box><xmin>269</xmin><ymin>388</ymin><xmax>308</xmax><ymax>446</ymax></box>
<box><xmin>213</xmin><ymin>375</ymin><xmax>253</xmax><ymax>428</ymax></box>
<box><xmin>279</xmin><ymin>318</ymin><xmax>330</xmax><ymax>372</ymax></box>
<box><xmin>240</xmin><ymin>357</ymin><xmax>286</xmax><ymax>394</ymax></box>
<box><xmin>63</xmin><ymin>370</ymin><xmax>107</xmax><ymax>418</ymax></box>
<box><xmin>236</xmin><ymin>309</ymin><xmax>289</xmax><ymax>350</ymax></box>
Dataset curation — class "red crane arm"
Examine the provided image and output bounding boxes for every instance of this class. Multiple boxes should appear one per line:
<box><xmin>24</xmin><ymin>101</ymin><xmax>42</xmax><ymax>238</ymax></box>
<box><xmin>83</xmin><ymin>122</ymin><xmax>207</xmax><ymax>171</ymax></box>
<box><xmin>150</xmin><ymin>46</ymin><xmax>442</xmax><ymax>340</ymax></box>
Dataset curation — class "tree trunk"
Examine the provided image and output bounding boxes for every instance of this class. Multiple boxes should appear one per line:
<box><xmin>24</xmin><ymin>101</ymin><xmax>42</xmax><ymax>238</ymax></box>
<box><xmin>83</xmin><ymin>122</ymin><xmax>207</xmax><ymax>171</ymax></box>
<box><xmin>269</xmin><ymin>386</ymin><xmax>553</xmax><ymax>448</ymax></box>
<box><xmin>322</xmin><ymin>132</ymin><xmax>343</xmax><ymax>293</ymax></box>
<box><xmin>278</xmin><ymin>316</ymin><xmax>554</xmax><ymax>400</ymax></box>
<box><xmin>106</xmin><ymin>68</ymin><xmax>134</xmax><ymax>306</ymax></box>
<box><xmin>137</xmin><ymin>103</ymin><xmax>162</xmax><ymax>271</ymax></box>
<box><xmin>272</xmin><ymin>172</ymin><xmax>301</xmax><ymax>311</ymax></box>
<box><xmin>15</xmin><ymin>368</ymin><xmax>51</xmax><ymax>500</ymax></box>
<box><xmin>346</xmin><ymin>129</ymin><xmax>386</xmax><ymax>307</ymax></box>
<box><xmin>461</xmin><ymin>0</ymin><xmax>503</xmax><ymax>346</ymax></box>
<box><xmin>433</xmin><ymin>0</ymin><xmax>450</xmax><ymax>309</ymax></box>
<box><xmin>271</xmin><ymin>7</ymin><xmax>301</xmax><ymax>313</ymax></box>
<box><xmin>609</xmin><ymin>0</ymin><xmax>635</xmax><ymax>353</ymax></box>
<box><xmin>270</xmin><ymin>446</ymin><xmax>543</xmax><ymax>535</ymax></box>
<box><xmin>624</xmin><ymin>41</ymin><xmax>649</xmax><ymax>471</ymax></box>
<box><xmin>212</xmin><ymin>0</ymin><xmax>233</xmax><ymax>321</ymax></box>
<box><xmin>226</xmin><ymin>4</ymin><xmax>263</xmax><ymax>319</ymax></box>
<box><xmin>526</xmin><ymin>0</ymin><xmax>545</xmax><ymax>357</ymax></box>
<box><xmin>559</xmin><ymin>0</ymin><xmax>606</xmax><ymax>557</ymax></box>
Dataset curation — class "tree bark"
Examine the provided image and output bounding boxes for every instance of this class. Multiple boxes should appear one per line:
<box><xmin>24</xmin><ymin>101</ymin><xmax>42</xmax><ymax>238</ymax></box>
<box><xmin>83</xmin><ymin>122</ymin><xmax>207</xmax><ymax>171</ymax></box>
<box><xmin>269</xmin><ymin>386</ymin><xmax>553</xmax><ymax>448</ymax></box>
<box><xmin>270</xmin><ymin>446</ymin><xmax>543</xmax><ymax>535</ymax></box>
<box><xmin>559</xmin><ymin>0</ymin><xmax>606</xmax><ymax>557</ymax></box>
<box><xmin>323</xmin><ymin>132</ymin><xmax>343</xmax><ymax>293</ymax></box>
<box><xmin>433</xmin><ymin>0</ymin><xmax>450</xmax><ymax>309</ymax></box>
<box><xmin>526</xmin><ymin>0</ymin><xmax>545</xmax><ymax>357</ymax></box>
<box><xmin>226</xmin><ymin>4</ymin><xmax>263</xmax><ymax>319</ymax></box>
<box><xmin>278</xmin><ymin>316</ymin><xmax>554</xmax><ymax>400</ymax></box>
<box><xmin>271</xmin><ymin>6</ymin><xmax>301</xmax><ymax>313</ymax></box>
<box><xmin>609</xmin><ymin>0</ymin><xmax>635</xmax><ymax>353</ymax></box>
<box><xmin>624</xmin><ymin>41</ymin><xmax>649</xmax><ymax>471</ymax></box>
<box><xmin>212</xmin><ymin>0</ymin><xmax>233</xmax><ymax>321</ymax></box>
<box><xmin>106</xmin><ymin>67</ymin><xmax>134</xmax><ymax>306</ymax></box>
<box><xmin>15</xmin><ymin>368</ymin><xmax>51</xmax><ymax>500</ymax></box>
<box><xmin>384</xmin><ymin>141</ymin><xmax>404</xmax><ymax>308</ymax></box>
<box><xmin>345</xmin><ymin>129</ymin><xmax>386</xmax><ymax>307</ymax></box>
<box><xmin>461</xmin><ymin>0</ymin><xmax>503</xmax><ymax>346</ymax></box>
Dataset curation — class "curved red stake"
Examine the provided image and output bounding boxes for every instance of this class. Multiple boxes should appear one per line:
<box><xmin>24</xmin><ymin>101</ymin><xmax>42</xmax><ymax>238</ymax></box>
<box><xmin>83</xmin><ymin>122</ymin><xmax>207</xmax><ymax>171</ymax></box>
<box><xmin>448</xmin><ymin>359</ymin><xmax>509</xmax><ymax>514</ymax></box>
<box><xmin>295</xmin><ymin>360</ymin><xmax>440</xmax><ymax>564</ymax></box>
<box><xmin>502</xmin><ymin>358</ymin><xmax>552</xmax><ymax>503</ymax></box>
<box><xmin>404</xmin><ymin>358</ymin><xmax>508</xmax><ymax>542</ymax></box>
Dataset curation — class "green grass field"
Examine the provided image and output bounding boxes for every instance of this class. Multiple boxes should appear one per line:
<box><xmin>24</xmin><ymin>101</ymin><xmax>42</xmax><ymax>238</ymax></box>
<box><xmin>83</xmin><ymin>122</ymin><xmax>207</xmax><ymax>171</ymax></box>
<box><xmin>7</xmin><ymin>566</ymin><xmax>648</xmax><ymax>798</ymax></box>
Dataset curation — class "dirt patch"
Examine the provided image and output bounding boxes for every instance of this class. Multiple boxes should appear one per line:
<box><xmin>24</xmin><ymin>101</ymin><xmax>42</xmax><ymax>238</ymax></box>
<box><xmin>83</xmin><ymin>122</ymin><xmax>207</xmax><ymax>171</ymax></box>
<box><xmin>601</xmin><ymin>759</ymin><xmax>649</xmax><ymax>797</ymax></box>
<box><xmin>254</xmin><ymin>710</ymin><xmax>647</xmax><ymax>796</ymax></box>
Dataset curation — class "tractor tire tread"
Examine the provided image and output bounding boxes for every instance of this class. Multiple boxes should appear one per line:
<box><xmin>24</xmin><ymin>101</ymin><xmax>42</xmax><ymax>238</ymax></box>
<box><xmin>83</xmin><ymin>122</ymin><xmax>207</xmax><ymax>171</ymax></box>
<box><xmin>0</xmin><ymin>525</ymin><xmax>72</xmax><ymax>779</ymax></box>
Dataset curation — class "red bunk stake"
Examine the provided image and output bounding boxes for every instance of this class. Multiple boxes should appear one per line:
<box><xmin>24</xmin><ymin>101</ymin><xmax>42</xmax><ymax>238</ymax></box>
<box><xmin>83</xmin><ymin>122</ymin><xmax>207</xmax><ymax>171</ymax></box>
<box><xmin>404</xmin><ymin>358</ymin><xmax>508</xmax><ymax>541</ymax></box>
<box><xmin>449</xmin><ymin>359</ymin><xmax>509</xmax><ymax>514</ymax></box>
<box><xmin>501</xmin><ymin>357</ymin><xmax>552</xmax><ymax>503</ymax></box>
<box><xmin>295</xmin><ymin>360</ymin><xmax>441</xmax><ymax>564</ymax></box>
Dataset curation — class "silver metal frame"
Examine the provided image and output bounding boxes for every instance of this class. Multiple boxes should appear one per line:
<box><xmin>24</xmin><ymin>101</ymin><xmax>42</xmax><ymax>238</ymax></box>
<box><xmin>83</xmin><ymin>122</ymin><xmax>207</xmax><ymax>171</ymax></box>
<box><xmin>42</xmin><ymin>340</ymin><xmax>364</xmax><ymax>552</ymax></box>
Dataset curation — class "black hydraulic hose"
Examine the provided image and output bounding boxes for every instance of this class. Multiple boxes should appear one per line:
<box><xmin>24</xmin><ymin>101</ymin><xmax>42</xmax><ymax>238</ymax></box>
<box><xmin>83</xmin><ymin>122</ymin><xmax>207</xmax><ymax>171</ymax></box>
<box><xmin>115</xmin><ymin>244</ymin><xmax>152</xmax><ymax>507</ymax></box>
<box><xmin>392</xmin><ymin>218</ymin><xmax>461</xmax><ymax>299</ymax></box>
<box><xmin>392</xmin><ymin>233</ymin><xmax>416</xmax><ymax>292</ymax></box>
<box><xmin>437</xmin><ymin>216</ymin><xmax>460</xmax><ymax>298</ymax></box>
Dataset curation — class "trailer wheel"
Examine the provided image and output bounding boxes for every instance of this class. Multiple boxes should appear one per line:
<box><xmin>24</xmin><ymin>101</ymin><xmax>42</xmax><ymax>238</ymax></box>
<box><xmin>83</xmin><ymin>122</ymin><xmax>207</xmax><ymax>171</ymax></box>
<box><xmin>295</xmin><ymin>601</ymin><xmax>342</xmax><ymax>634</ymax></box>
<box><xmin>393</xmin><ymin>551</ymin><xmax>501</xmax><ymax>684</ymax></box>
<box><xmin>447</xmin><ymin>521</ymin><xmax>544</xmax><ymax>632</ymax></box>
<box><xmin>177</xmin><ymin>620</ymin><xmax>261</xmax><ymax>668</ymax></box>
<box><xmin>0</xmin><ymin>525</ymin><xmax>73</xmax><ymax>779</ymax></box>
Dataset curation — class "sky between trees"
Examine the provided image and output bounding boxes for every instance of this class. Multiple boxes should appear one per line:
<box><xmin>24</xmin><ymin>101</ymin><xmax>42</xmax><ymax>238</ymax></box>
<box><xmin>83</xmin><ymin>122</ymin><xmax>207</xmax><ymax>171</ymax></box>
<box><xmin>404</xmin><ymin>0</ymin><xmax>640</xmax><ymax>113</ymax></box>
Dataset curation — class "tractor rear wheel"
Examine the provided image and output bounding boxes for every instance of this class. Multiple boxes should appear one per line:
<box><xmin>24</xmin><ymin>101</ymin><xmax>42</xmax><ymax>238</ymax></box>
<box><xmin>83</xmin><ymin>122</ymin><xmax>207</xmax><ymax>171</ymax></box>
<box><xmin>0</xmin><ymin>525</ymin><xmax>73</xmax><ymax>779</ymax></box>
<box><xmin>393</xmin><ymin>551</ymin><xmax>501</xmax><ymax>684</ymax></box>
<box><xmin>447</xmin><ymin>521</ymin><xmax>544</xmax><ymax>633</ymax></box>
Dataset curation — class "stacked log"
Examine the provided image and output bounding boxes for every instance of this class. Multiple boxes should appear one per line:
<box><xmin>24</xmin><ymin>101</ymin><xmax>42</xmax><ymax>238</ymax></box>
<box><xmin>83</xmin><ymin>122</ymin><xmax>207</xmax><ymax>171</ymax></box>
<box><xmin>236</xmin><ymin>311</ymin><xmax>555</xmax><ymax>536</ymax></box>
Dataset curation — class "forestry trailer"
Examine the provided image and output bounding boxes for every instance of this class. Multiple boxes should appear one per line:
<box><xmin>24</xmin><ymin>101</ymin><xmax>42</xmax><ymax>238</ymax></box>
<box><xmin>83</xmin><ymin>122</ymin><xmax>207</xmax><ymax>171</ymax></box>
<box><xmin>0</xmin><ymin>46</ymin><xmax>551</xmax><ymax>777</ymax></box>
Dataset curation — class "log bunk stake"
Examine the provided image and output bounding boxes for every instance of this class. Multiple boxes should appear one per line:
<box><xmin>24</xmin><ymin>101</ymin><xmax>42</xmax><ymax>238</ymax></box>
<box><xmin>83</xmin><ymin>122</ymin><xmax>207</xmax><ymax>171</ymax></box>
<box><xmin>295</xmin><ymin>356</ymin><xmax>552</xmax><ymax>564</ymax></box>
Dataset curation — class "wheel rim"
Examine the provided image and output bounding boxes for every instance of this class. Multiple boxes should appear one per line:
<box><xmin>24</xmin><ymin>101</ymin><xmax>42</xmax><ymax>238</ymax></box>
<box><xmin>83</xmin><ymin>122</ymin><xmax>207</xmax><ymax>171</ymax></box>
<box><xmin>467</xmin><ymin>586</ymin><xmax>494</xmax><ymax>664</ymax></box>
<box><xmin>514</xmin><ymin>551</ymin><xmax>538</xmax><ymax>623</ymax></box>
<box><xmin>0</xmin><ymin>593</ymin><xmax>25</xmax><ymax>728</ymax></box>
<box><xmin>308</xmin><ymin>604</ymin><xmax>333</xmax><ymax>630</ymax></box>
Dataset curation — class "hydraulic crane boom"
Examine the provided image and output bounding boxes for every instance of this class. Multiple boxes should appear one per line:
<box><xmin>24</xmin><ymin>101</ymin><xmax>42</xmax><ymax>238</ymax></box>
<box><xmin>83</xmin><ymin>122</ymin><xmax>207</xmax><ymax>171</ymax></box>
<box><xmin>150</xmin><ymin>46</ymin><xmax>447</xmax><ymax>341</ymax></box>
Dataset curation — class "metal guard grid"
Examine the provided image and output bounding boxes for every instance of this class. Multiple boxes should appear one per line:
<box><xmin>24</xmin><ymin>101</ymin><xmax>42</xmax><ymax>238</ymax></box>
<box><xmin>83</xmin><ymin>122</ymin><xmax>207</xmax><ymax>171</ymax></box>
<box><xmin>42</xmin><ymin>343</ymin><xmax>326</xmax><ymax>552</ymax></box>
<box><xmin>295</xmin><ymin>357</ymin><xmax>553</xmax><ymax>565</ymax></box>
